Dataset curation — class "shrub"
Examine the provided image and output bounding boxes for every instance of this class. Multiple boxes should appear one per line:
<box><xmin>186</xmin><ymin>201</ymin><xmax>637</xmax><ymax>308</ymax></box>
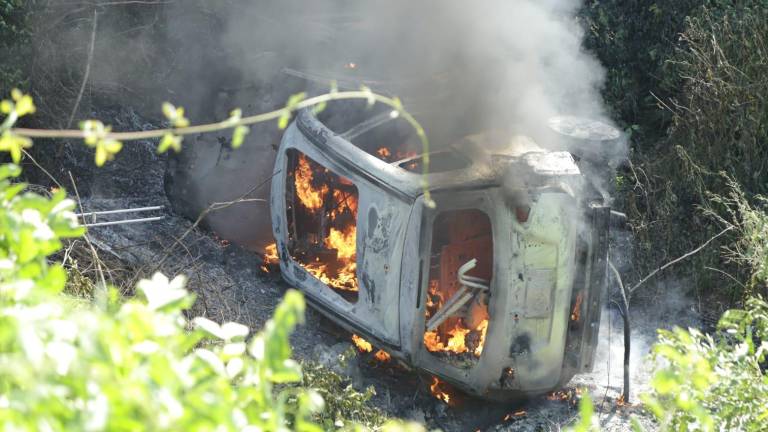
<box><xmin>0</xmin><ymin>162</ymin><xmax>324</xmax><ymax>429</ymax></box>
<box><xmin>0</xmin><ymin>0</ymin><xmax>30</xmax><ymax>95</ymax></box>
<box><xmin>607</xmin><ymin>2</ymin><xmax>768</xmax><ymax>299</ymax></box>
<box><xmin>641</xmin><ymin>296</ymin><xmax>768</xmax><ymax>431</ymax></box>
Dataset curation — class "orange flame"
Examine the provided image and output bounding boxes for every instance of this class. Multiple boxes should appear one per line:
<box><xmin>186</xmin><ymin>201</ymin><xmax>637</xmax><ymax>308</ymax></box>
<box><xmin>295</xmin><ymin>154</ymin><xmax>329</xmax><ymax>212</ymax></box>
<box><xmin>474</xmin><ymin>319</ymin><xmax>489</xmax><ymax>357</ymax></box>
<box><xmin>547</xmin><ymin>390</ymin><xmax>571</xmax><ymax>401</ymax></box>
<box><xmin>352</xmin><ymin>334</ymin><xmax>373</xmax><ymax>353</ymax></box>
<box><xmin>291</xmin><ymin>152</ymin><xmax>359</xmax><ymax>293</ymax></box>
<box><xmin>376</xmin><ymin>147</ymin><xmax>391</xmax><ymax>158</ymax></box>
<box><xmin>423</xmin><ymin>279</ymin><xmax>488</xmax><ymax>357</ymax></box>
<box><xmin>261</xmin><ymin>242</ymin><xmax>279</xmax><ymax>272</ymax></box>
<box><xmin>374</xmin><ymin>146</ymin><xmax>418</xmax><ymax>163</ymax></box>
<box><xmin>424</xmin><ymin>323</ymin><xmax>471</xmax><ymax>354</ymax></box>
<box><xmin>351</xmin><ymin>335</ymin><xmax>392</xmax><ymax>362</ymax></box>
<box><xmin>430</xmin><ymin>377</ymin><xmax>453</xmax><ymax>404</ymax></box>
<box><xmin>571</xmin><ymin>292</ymin><xmax>583</xmax><ymax>321</ymax></box>
<box><xmin>503</xmin><ymin>410</ymin><xmax>527</xmax><ymax>421</ymax></box>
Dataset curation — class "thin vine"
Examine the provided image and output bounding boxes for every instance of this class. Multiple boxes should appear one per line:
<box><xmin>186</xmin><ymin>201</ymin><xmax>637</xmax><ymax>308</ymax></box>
<box><xmin>1</xmin><ymin>87</ymin><xmax>435</xmax><ymax>207</ymax></box>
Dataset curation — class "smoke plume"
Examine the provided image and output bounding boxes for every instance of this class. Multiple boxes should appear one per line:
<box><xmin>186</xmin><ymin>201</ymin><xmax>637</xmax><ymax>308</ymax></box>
<box><xmin>29</xmin><ymin>1</ymin><xmax>625</xmax><ymax>249</ymax></box>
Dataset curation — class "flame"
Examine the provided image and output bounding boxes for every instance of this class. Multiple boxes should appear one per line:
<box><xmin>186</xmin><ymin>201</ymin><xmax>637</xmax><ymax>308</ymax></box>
<box><xmin>547</xmin><ymin>390</ymin><xmax>571</xmax><ymax>401</ymax></box>
<box><xmin>424</xmin><ymin>323</ymin><xmax>470</xmax><ymax>354</ymax></box>
<box><xmin>326</xmin><ymin>226</ymin><xmax>356</xmax><ymax>259</ymax></box>
<box><xmin>295</xmin><ymin>154</ymin><xmax>329</xmax><ymax>212</ymax></box>
<box><xmin>430</xmin><ymin>377</ymin><xmax>452</xmax><ymax>404</ymax></box>
<box><xmin>571</xmin><ymin>292</ymin><xmax>583</xmax><ymax>321</ymax></box>
<box><xmin>503</xmin><ymin>411</ymin><xmax>527</xmax><ymax>421</ymax></box>
<box><xmin>290</xmin><ymin>152</ymin><xmax>359</xmax><ymax>293</ymax></box>
<box><xmin>423</xmin><ymin>279</ymin><xmax>488</xmax><ymax>357</ymax></box>
<box><xmin>351</xmin><ymin>335</ymin><xmax>391</xmax><ymax>362</ymax></box>
<box><xmin>330</xmin><ymin>189</ymin><xmax>358</xmax><ymax>219</ymax></box>
<box><xmin>374</xmin><ymin>146</ymin><xmax>418</xmax><ymax>163</ymax></box>
<box><xmin>299</xmin><ymin>225</ymin><xmax>358</xmax><ymax>292</ymax></box>
<box><xmin>261</xmin><ymin>242</ymin><xmax>279</xmax><ymax>272</ymax></box>
<box><xmin>473</xmin><ymin>319</ymin><xmax>489</xmax><ymax>357</ymax></box>
<box><xmin>377</xmin><ymin>147</ymin><xmax>391</xmax><ymax>158</ymax></box>
<box><xmin>352</xmin><ymin>334</ymin><xmax>373</xmax><ymax>353</ymax></box>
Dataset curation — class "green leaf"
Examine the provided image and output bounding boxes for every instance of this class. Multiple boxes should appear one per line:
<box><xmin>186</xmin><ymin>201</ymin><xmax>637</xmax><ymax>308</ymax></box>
<box><xmin>231</xmin><ymin>126</ymin><xmax>249</xmax><ymax>149</ymax></box>
<box><xmin>4</xmin><ymin>182</ymin><xmax>26</xmax><ymax>200</ymax></box>
<box><xmin>158</xmin><ymin>133</ymin><xmax>182</xmax><ymax>153</ymax></box>
<box><xmin>278</xmin><ymin>111</ymin><xmax>291</xmax><ymax>130</ymax></box>
<box><xmin>137</xmin><ymin>273</ymin><xmax>190</xmax><ymax>311</ymax></box>
<box><xmin>286</xmin><ymin>92</ymin><xmax>307</xmax><ymax>110</ymax></box>
<box><xmin>312</xmin><ymin>100</ymin><xmax>327</xmax><ymax>115</ymax></box>
<box><xmin>220</xmin><ymin>322</ymin><xmax>249</xmax><ymax>341</ymax></box>
<box><xmin>194</xmin><ymin>317</ymin><xmax>224</xmax><ymax>339</ymax></box>
<box><xmin>13</xmin><ymin>93</ymin><xmax>35</xmax><ymax>117</ymax></box>
<box><xmin>0</xmin><ymin>163</ymin><xmax>21</xmax><ymax>180</ymax></box>
<box><xmin>80</xmin><ymin>120</ymin><xmax>108</xmax><ymax>147</ymax></box>
<box><xmin>571</xmin><ymin>391</ymin><xmax>595</xmax><ymax>432</ymax></box>
<box><xmin>94</xmin><ymin>144</ymin><xmax>107</xmax><ymax>167</ymax></box>
<box><xmin>651</xmin><ymin>370</ymin><xmax>678</xmax><ymax>395</ymax></box>
<box><xmin>0</xmin><ymin>99</ymin><xmax>12</xmax><ymax>114</ymax></box>
<box><xmin>161</xmin><ymin>102</ymin><xmax>189</xmax><ymax>128</ymax></box>
<box><xmin>0</xmin><ymin>131</ymin><xmax>32</xmax><ymax>163</ymax></box>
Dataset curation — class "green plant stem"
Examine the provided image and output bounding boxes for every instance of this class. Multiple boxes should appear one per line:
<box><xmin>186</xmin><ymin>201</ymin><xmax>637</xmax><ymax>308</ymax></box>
<box><xmin>11</xmin><ymin>90</ymin><xmax>435</xmax><ymax>206</ymax></box>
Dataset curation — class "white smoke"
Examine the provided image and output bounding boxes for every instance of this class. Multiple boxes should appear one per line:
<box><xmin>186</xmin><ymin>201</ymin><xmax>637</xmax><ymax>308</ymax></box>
<box><xmin>215</xmin><ymin>0</ymin><xmax>620</xmax><ymax>151</ymax></box>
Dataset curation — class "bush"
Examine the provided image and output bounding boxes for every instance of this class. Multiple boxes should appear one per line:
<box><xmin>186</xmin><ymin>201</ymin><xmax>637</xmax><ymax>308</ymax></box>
<box><xmin>569</xmin><ymin>294</ymin><xmax>768</xmax><ymax>432</ymax></box>
<box><xmin>0</xmin><ymin>159</ymin><xmax>324</xmax><ymax>429</ymax></box>
<box><xmin>600</xmin><ymin>2</ymin><xmax>768</xmax><ymax>299</ymax></box>
<box><xmin>641</xmin><ymin>296</ymin><xmax>768</xmax><ymax>431</ymax></box>
<box><xmin>0</xmin><ymin>0</ymin><xmax>30</xmax><ymax>95</ymax></box>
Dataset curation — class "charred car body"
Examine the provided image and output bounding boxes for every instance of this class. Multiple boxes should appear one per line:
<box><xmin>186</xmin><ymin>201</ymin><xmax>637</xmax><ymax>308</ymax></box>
<box><xmin>270</xmin><ymin>104</ymin><xmax>617</xmax><ymax>400</ymax></box>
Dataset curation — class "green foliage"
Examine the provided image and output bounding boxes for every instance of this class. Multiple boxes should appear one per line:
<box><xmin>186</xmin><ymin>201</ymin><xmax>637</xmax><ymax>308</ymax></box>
<box><xmin>706</xmin><ymin>179</ymin><xmax>768</xmax><ymax>295</ymax></box>
<box><xmin>0</xmin><ymin>168</ymin><xmax>324</xmax><ymax>430</ymax></box>
<box><xmin>158</xmin><ymin>102</ymin><xmax>190</xmax><ymax>154</ymax></box>
<box><xmin>278</xmin><ymin>92</ymin><xmax>307</xmax><ymax>130</ymax></box>
<box><xmin>299</xmin><ymin>361</ymin><xmax>387</xmax><ymax>430</ymax></box>
<box><xmin>642</xmin><ymin>296</ymin><xmax>768</xmax><ymax>431</ymax></box>
<box><xmin>0</xmin><ymin>89</ymin><xmax>34</xmax><ymax>162</ymax></box>
<box><xmin>0</xmin><ymin>1</ymin><xmax>31</xmax><ymax>95</ymax></box>
<box><xmin>569</xmin><ymin>296</ymin><xmax>768</xmax><ymax>432</ymax></box>
<box><xmin>80</xmin><ymin>120</ymin><xmax>123</xmax><ymax>167</ymax></box>
<box><xmin>579</xmin><ymin>0</ymin><xmax>700</xmax><ymax>141</ymax></box>
<box><xmin>588</xmin><ymin>1</ymin><xmax>768</xmax><ymax>299</ymax></box>
<box><xmin>567</xmin><ymin>392</ymin><xmax>599</xmax><ymax>432</ymax></box>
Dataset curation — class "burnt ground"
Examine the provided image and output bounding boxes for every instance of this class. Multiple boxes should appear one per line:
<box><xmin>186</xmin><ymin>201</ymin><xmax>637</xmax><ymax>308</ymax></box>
<box><xmin>28</xmin><ymin>108</ymin><xmax>704</xmax><ymax>431</ymax></box>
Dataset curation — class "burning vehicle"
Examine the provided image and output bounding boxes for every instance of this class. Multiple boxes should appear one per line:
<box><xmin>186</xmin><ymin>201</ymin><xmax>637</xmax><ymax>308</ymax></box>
<box><xmin>269</xmin><ymin>102</ymin><xmax>620</xmax><ymax>400</ymax></box>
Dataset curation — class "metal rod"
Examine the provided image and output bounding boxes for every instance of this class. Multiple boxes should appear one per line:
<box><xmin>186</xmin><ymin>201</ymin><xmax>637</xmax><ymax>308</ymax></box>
<box><xmin>83</xmin><ymin>216</ymin><xmax>165</xmax><ymax>228</ymax></box>
<box><xmin>76</xmin><ymin>205</ymin><xmax>164</xmax><ymax>218</ymax></box>
<box><xmin>340</xmin><ymin>111</ymin><xmax>395</xmax><ymax>140</ymax></box>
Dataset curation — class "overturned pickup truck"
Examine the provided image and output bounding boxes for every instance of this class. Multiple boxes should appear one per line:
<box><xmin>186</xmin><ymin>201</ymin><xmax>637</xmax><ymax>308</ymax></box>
<box><xmin>269</xmin><ymin>103</ymin><xmax>619</xmax><ymax>400</ymax></box>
